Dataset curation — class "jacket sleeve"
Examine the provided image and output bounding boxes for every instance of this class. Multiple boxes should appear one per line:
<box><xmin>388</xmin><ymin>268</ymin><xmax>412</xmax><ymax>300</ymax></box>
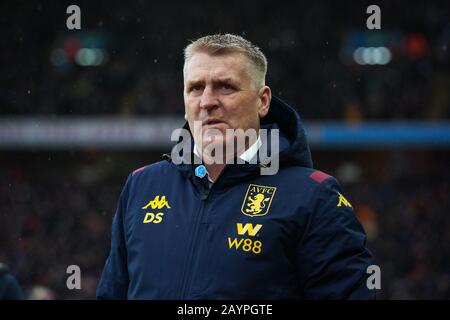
<box><xmin>96</xmin><ymin>174</ymin><xmax>132</xmax><ymax>300</ymax></box>
<box><xmin>296</xmin><ymin>176</ymin><xmax>376</xmax><ymax>299</ymax></box>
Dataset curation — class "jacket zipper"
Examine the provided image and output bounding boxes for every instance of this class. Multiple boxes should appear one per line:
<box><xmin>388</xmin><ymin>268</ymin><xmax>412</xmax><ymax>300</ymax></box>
<box><xmin>178</xmin><ymin>166</ymin><xmax>230</xmax><ymax>298</ymax></box>
<box><xmin>178</xmin><ymin>187</ymin><xmax>210</xmax><ymax>298</ymax></box>
<box><xmin>179</xmin><ymin>201</ymin><xmax>205</xmax><ymax>298</ymax></box>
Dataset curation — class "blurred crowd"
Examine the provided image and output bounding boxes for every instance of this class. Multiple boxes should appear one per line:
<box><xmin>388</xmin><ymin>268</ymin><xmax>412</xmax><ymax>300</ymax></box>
<box><xmin>0</xmin><ymin>150</ymin><xmax>448</xmax><ymax>299</ymax></box>
<box><xmin>1</xmin><ymin>1</ymin><xmax>449</xmax><ymax>119</ymax></box>
<box><xmin>0</xmin><ymin>151</ymin><xmax>138</xmax><ymax>299</ymax></box>
<box><xmin>339</xmin><ymin>151</ymin><xmax>450</xmax><ymax>299</ymax></box>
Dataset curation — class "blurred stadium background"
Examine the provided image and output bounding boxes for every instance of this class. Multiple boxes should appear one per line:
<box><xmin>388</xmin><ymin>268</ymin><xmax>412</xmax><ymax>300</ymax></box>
<box><xmin>0</xmin><ymin>0</ymin><xmax>449</xmax><ymax>299</ymax></box>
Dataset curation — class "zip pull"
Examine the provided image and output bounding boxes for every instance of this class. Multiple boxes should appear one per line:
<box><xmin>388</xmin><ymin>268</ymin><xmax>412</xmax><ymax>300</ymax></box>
<box><xmin>201</xmin><ymin>192</ymin><xmax>209</xmax><ymax>201</ymax></box>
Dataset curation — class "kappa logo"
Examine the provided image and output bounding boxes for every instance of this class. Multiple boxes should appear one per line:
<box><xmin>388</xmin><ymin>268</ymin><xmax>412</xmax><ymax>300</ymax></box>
<box><xmin>241</xmin><ymin>184</ymin><xmax>276</xmax><ymax>217</ymax></box>
<box><xmin>141</xmin><ymin>195</ymin><xmax>171</xmax><ymax>224</ymax></box>
<box><xmin>142</xmin><ymin>195</ymin><xmax>171</xmax><ymax>210</ymax></box>
<box><xmin>337</xmin><ymin>192</ymin><xmax>352</xmax><ymax>208</ymax></box>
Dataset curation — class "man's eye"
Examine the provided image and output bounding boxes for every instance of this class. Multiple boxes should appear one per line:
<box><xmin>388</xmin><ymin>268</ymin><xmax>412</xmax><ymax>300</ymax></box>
<box><xmin>189</xmin><ymin>85</ymin><xmax>203</xmax><ymax>93</ymax></box>
<box><xmin>221</xmin><ymin>84</ymin><xmax>235</xmax><ymax>91</ymax></box>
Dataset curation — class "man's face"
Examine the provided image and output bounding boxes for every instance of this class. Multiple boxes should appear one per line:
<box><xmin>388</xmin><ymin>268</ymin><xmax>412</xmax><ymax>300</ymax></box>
<box><xmin>184</xmin><ymin>51</ymin><xmax>270</xmax><ymax>159</ymax></box>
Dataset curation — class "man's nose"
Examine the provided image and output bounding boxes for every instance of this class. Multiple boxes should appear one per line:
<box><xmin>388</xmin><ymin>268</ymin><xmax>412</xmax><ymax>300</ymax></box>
<box><xmin>199</xmin><ymin>87</ymin><xmax>219</xmax><ymax>110</ymax></box>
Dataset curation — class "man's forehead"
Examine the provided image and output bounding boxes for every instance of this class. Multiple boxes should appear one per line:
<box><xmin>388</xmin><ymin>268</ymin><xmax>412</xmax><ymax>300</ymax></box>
<box><xmin>184</xmin><ymin>51</ymin><xmax>250</xmax><ymax>81</ymax></box>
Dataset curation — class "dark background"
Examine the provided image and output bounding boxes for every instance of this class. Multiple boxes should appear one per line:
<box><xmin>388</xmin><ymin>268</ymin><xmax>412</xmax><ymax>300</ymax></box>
<box><xmin>0</xmin><ymin>0</ymin><xmax>449</xmax><ymax>299</ymax></box>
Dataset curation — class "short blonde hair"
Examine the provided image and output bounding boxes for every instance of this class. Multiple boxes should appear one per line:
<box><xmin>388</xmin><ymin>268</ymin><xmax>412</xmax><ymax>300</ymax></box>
<box><xmin>183</xmin><ymin>34</ymin><xmax>268</xmax><ymax>88</ymax></box>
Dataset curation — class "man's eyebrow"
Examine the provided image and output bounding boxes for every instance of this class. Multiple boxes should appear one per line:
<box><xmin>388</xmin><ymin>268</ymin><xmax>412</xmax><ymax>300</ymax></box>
<box><xmin>215</xmin><ymin>77</ymin><xmax>238</xmax><ymax>83</ymax></box>
<box><xmin>185</xmin><ymin>77</ymin><xmax>239</xmax><ymax>86</ymax></box>
<box><xmin>185</xmin><ymin>79</ymin><xmax>203</xmax><ymax>86</ymax></box>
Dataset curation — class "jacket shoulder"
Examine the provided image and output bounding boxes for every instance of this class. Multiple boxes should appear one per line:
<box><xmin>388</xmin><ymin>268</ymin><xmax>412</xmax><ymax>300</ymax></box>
<box><xmin>131</xmin><ymin>160</ymin><xmax>172</xmax><ymax>178</ymax></box>
<box><xmin>125</xmin><ymin>160</ymin><xmax>175</xmax><ymax>194</ymax></box>
<box><xmin>282</xmin><ymin>167</ymin><xmax>337</xmax><ymax>186</ymax></box>
<box><xmin>307</xmin><ymin>169</ymin><xmax>334</xmax><ymax>184</ymax></box>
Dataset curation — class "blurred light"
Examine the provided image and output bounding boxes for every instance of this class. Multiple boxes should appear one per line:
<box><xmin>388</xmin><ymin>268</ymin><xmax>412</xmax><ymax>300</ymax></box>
<box><xmin>362</xmin><ymin>47</ymin><xmax>374</xmax><ymax>64</ymax></box>
<box><xmin>379</xmin><ymin>47</ymin><xmax>391</xmax><ymax>64</ymax></box>
<box><xmin>353</xmin><ymin>47</ymin><xmax>365</xmax><ymax>65</ymax></box>
<box><xmin>75</xmin><ymin>48</ymin><xmax>108</xmax><ymax>66</ymax></box>
<box><xmin>63</xmin><ymin>36</ymin><xmax>81</xmax><ymax>59</ymax></box>
<box><xmin>372</xmin><ymin>47</ymin><xmax>383</xmax><ymax>64</ymax></box>
<box><xmin>50</xmin><ymin>48</ymin><xmax>67</xmax><ymax>67</ymax></box>
<box><xmin>353</xmin><ymin>46</ymin><xmax>391</xmax><ymax>65</ymax></box>
<box><xmin>76</xmin><ymin>48</ymin><xmax>96</xmax><ymax>66</ymax></box>
<box><xmin>406</xmin><ymin>34</ymin><xmax>429</xmax><ymax>59</ymax></box>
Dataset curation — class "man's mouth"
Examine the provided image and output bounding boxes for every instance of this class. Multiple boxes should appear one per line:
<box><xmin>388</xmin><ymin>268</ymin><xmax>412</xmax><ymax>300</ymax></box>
<box><xmin>203</xmin><ymin>119</ymin><xmax>226</xmax><ymax>126</ymax></box>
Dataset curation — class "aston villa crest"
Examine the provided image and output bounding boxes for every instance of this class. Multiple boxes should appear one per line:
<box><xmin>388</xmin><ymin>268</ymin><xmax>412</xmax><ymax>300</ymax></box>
<box><xmin>241</xmin><ymin>184</ymin><xmax>277</xmax><ymax>217</ymax></box>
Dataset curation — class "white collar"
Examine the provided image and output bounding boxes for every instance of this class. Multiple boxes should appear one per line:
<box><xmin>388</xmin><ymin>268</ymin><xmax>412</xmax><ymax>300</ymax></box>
<box><xmin>239</xmin><ymin>136</ymin><xmax>262</xmax><ymax>162</ymax></box>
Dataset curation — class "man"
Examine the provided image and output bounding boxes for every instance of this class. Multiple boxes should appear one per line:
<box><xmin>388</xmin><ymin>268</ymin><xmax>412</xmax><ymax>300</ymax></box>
<box><xmin>97</xmin><ymin>34</ymin><xmax>375</xmax><ymax>299</ymax></box>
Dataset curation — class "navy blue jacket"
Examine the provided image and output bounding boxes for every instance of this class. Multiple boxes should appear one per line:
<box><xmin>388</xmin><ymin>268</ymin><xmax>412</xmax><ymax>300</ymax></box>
<box><xmin>97</xmin><ymin>97</ymin><xmax>375</xmax><ymax>299</ymax></box>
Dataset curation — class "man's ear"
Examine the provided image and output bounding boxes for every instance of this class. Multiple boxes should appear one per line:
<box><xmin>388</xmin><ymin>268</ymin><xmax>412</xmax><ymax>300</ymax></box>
<box><xmin>258</xmin><ymin>86</ymin><xmax>271</xmax><ymax>118</ymax></box>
